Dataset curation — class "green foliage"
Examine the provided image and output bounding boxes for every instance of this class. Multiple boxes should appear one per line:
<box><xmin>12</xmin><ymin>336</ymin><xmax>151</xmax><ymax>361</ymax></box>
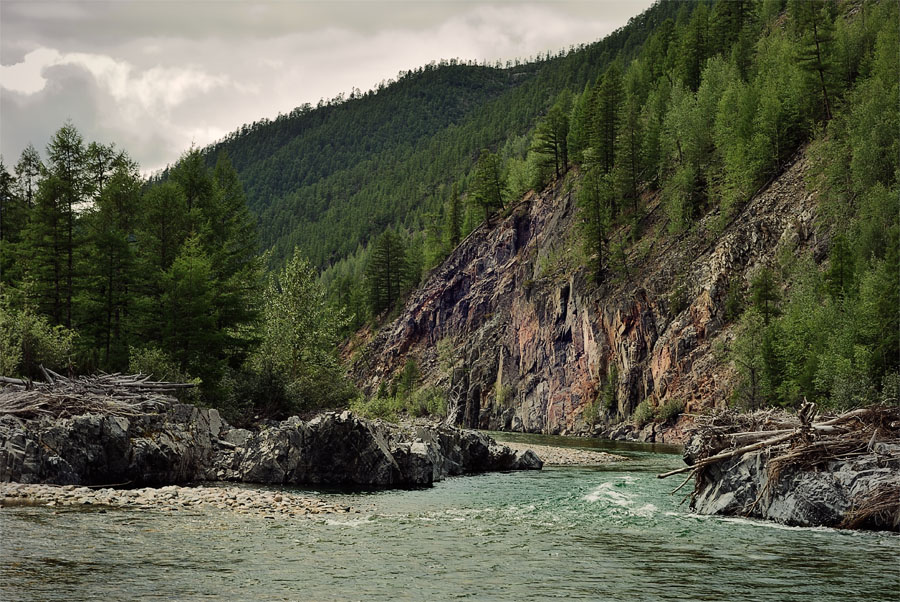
<box><xmin>251</xmin><ymin>250</ymin><xmax>354</xmax><ymax>415</ymax></box>
<box><xmin>365</xmin><ymin>228</ymin><xmax>410</xmax><ymax>316</ymax></box>
<box><xmin>750</xmin><ymin>267</ymin><xmax>780</xmax><ymax>325</ymax></box>
<box><xmin>576</xmin><ymin>168</ymin><xmax>614</xmax><ymax>283</ymax></box>
<box><xmin>657</xmin><ymin>398</ymin><xmax>685</xmax><ymax>424</ymax></box>
<box><xmin>351</xmin><ymin>383</ymin><xmax>447</xmax><ymax>422</ymax></box>
<box><xmin>668</xmin><ymin>279</ymin><xmax>690</xmax><ymax>317</ymax></box>
<box><xmin>470</xmin><ymin>149</ymin><xmax>506</xmax><ymax>224</ymax></box>
<box><xmin>0</xmin><ymin>297</ymin><xmax>76</xmax><ymax>379</ymax></box>
<box><xmin>724</xmin><ymin>277</ymin><xmax>745</xmax><ymax>322</ymax></box>
<box><xmin>632</xmin><ymin>399</ymin><xmax>655</xmax><ymax>428</ymax></box>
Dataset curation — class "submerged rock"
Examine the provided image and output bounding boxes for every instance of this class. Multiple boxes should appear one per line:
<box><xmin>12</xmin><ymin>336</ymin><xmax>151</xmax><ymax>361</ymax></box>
<box><xmin>0</xmin><ymin>406</ymin><xmax>542</xmax><ymax>488</ymax></box>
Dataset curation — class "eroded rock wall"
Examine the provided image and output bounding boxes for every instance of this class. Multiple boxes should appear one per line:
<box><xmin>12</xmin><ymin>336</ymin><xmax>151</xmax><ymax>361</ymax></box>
<box><xmin>353</xmin><ymin>154</ymin><xmax>820</xmax><ymax>435</ymax></box>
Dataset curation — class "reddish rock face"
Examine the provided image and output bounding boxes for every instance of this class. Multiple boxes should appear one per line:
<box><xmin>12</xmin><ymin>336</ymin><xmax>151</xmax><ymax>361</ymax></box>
<box><xmin>352</xmin><ymin>155</ymin><xmax>818</xmax><ymax>435</ymax></box>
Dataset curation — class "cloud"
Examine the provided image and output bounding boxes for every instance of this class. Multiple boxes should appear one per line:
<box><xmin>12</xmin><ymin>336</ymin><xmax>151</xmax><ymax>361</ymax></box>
<box><xmin>1</xmin><ymin>1</ymin><xmax>652</xmax><ymax>174</ymax></box>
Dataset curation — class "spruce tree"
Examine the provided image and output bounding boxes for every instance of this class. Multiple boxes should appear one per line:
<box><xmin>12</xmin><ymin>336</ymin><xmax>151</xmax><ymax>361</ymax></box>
<box><xmin>447</xmin><ymin>182</ymin><xmax>462</xmax><ymax>247</ymax></box>
<box><xmin>577</xmin><ymin>168</ymin><xmax>614</xmax><ymax>284</ymax></box>
<box><xmin>470</xmin><ymin>149</ymin><xmax>505</xmax><ymax>225</ymax></box>
<box><xmin>14</xmin><ymin>144</ymin><xmax>42</xmax><ymax>210</ymax></box>
<box><xmin>591</xmin><ymin>65</ymin><xmax>623</xmax><ymax>175</ymax></box>
<box><xmin>366</xmin><ymin>228</ymin><xmax>408</xmax><ymax>315</ymax></box>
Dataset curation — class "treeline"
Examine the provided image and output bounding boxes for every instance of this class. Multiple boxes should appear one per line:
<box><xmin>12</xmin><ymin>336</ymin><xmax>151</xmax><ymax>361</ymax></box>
<box><xmin>0</xmin><ymin>126</ymin><xmax>352</xmax><ymax>422</ymax></box>
<box><xmin>550</xmin><ymin>0</ymin><xmax>897</xmax><ymax>410</ymax></box>
<box><xmin>352</xmin><ymin>0</ymin><xmax>898</xmax><ymax>411</ymax></box>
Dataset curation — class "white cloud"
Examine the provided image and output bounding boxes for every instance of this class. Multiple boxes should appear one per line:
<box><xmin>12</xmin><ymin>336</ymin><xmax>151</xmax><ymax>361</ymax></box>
<box><xmin>1</xmin><ymin>1</ymin><xmax>653</xmax><ymax>174</ymax></box>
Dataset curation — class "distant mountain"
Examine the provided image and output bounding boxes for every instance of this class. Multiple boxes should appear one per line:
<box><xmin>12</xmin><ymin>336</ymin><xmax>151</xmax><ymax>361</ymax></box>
<box><xmin>197</xmin><ymin>1</ymin><xmax>683</xmax><ymax>270</ymax></box>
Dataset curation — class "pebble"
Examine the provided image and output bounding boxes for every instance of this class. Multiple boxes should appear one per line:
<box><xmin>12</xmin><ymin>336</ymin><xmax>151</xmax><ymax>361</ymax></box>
<box><xmin>0</xmin><ymin>482</ymin><xmax>361</xmax><ymax>520</ymax></box>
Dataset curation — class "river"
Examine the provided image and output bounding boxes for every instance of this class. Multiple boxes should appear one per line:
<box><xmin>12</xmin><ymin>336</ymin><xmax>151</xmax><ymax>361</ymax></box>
<box><xmin>1</xmin><ymin>433</ymin><xmax>897</xmax><ymax>601</ymax></box>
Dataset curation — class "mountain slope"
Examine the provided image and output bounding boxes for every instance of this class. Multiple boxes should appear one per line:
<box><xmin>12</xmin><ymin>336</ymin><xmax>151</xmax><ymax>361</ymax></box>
<box><xmin>197</xmin><ymin>1</ymin><xmax>685</xmax><ymax>269</ymax></box>
<box><xmin>350</xmin><ymin>149</ymin><xmax>819</xmax><ymax>436</ymax></box>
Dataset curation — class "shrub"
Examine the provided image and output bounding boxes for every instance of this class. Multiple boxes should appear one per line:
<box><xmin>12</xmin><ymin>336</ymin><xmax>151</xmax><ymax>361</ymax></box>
<box><xmin>632</xmin><ymin>399</ymin><xmax>655</xmax><ymax>427</ymax></box>
<box><xmin>0</xmin><ymin>303</ymin><xmax>76</xmax><ymax>379</ymax></box>
<box><xmin>657</xmin><ymin>398</ymin><xmax>685</xmax><ymax>423</ymax></box>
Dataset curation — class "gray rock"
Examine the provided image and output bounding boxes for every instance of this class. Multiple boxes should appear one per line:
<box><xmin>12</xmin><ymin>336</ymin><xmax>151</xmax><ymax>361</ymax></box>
<box><xmin>691</xmin><ymin>449</ymin><xmax>900</xmax><ymax>531</ymax></box>
<box><xmin>1</xmin><ymin>407</ymin><xmax>542</xmax><ymax>489</ymax></box>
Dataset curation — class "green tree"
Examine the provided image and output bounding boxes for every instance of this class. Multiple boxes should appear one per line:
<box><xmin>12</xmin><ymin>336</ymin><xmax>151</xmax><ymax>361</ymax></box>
<box><xmin>577</xmin><ymin>168</ymin><xmax>614</xmax><ymax>283</ymax></box>
<box><xmin>43</xmin><ymin>123</ymin><xmax>89</xmax><ymax>328</ymax></box>
<box><xmin>80</xmin><ymin>161</ymin><xmax>142</xmax><ymax>369</ymax></box>
<box><xmin>159</xmin><ymin>235</ymin><xmax>222</xmax><ymax>390</ymax></box>
<box><xmin>366</xmin><ymin>228</ymin><xmax>408</xmax><ymax>315</ymax></box>
<box><xmin>533</xmin><ymin>91</ymin><xmax>571</xmax><ymax>179</ymax></box>
<box><xmin>253</xmin><ymin>250</ymin><xmax>351</xmax><ymax>413</ymax></box>
<box><xmin>790</xmin><ymin>0</ymin><xmax>835</xmax><ymax>120</ymax></box>
<box><xmin>751</xmin><ymin>267</ymin><xmax>780</xmax><ymax>326</ymax></box>
<box><xmin>14</xmin><ymin>144</ymin><xmax>43</xmax><ymax>210</ymax></box>
<box><xmin>590</xmin><ymin>64</ymin><xmax>623</xmax><ymax>174</ymax></box>
<box><xmin>470</xmin><ymin>149</ymin><xmax>505</xmax><ymax>224</ymax></box>
<box><xmin>447</xmin><ymin>182</ymin><xmax>462</xmax><ymax>247</ymax></box>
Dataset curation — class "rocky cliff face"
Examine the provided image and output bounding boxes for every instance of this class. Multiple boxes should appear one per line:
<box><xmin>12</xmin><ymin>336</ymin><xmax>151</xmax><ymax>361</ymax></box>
<box><xmin>352</xmin><ymin>153</ymin><xmax>820</xmax><ymax>436</ymax></box>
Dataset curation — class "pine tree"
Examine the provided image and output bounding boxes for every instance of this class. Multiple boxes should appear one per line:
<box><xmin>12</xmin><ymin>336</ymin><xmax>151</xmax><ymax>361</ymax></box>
<box><xmin>790</xmin><ymin>0</ymin><xmax>836</xmax><ymax>120</ymax></box>
<box><xmin>366</xmin><ymin>228</ymin><xmax>408</xmax><ymax>315</ymax></box>
<box><xmin>590</xmin><ymin>65</ymin><xmax>623</xmax><ymax>174</ymax></box>
<box><xmin>0</xmin><ymin>158</ymin><xmax>28</xmax><ymax>287</ymax></box>
<box><xmin>470</xmin><ymin>149</ymin><xmax>505</xmax><ymax>225</ymax></box>
<box><xmin>533</xmin><ymin>91</ymin><xmax>571</xmax><ymax>179</ymax></box>
<box><xmin>14</xmin><ymin>144</ymin><xmax>42</xmax><ymax>210</ymax></box>
<box><xmin>447</xmin><ymin>181</ymin><xmax>462</xmax><ymax>247</ymax></box>
<box><xmin>44</xmin><ymin>123</ymin><xmax>88</xmax><ymax>328</ymax></box>
<box><xmin>577</xmin><ymin>168</ymin><xmax>614</xmax><ymax>284</ymax></box>
<box><xmin>751</xmin><ymin>267</ymin><xmax>780</xmax><ymax>325</ymax></box>
<box><xmin>81</xmin><ymin>161</ymin><xmax>141</xmax><ymax>369</ymax></box>
<box><xmin>614</xmin><ymin>92</ymin><xmax>644</xmax><ymax>215</ymax></box>
<box><xmin>160</xmin><ymin>234</ymin><xmax>222</xmax><ymax>388</ymax></box>
<box><xmin>676</xmin><ymin>3</ymin><xmax>710</xmax><ymax>92</ymax></box>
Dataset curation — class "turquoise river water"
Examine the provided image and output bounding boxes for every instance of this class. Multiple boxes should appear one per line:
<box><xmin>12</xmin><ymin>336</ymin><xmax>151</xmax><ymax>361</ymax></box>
<box><xmin>1</xmin><ymin>433</ymin><xmax>897</xmax><ymax>601</ymax></box>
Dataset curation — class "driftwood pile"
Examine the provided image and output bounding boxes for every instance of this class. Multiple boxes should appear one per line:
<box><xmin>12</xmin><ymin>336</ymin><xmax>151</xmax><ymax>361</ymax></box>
<box><xmin>0</xmin><ymin>368</ymin><xmax>195</xmax><ymax>420</ymax></box>
<box><xmin>658</xmin><ymin>402</ymin><xmax>900</xmax><ymax>528</ymax></box>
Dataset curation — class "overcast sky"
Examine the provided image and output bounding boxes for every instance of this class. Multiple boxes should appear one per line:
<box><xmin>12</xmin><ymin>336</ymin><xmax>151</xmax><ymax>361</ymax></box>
<box><xmin>1</xmin><ymin>1</ymin><xmax>652</xmax><ymax>175</ymax></box>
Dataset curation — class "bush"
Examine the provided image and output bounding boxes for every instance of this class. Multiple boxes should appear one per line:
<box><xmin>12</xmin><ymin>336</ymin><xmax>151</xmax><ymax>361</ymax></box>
<box><xmin>632</xmin><ymin>399</ymin><xmax>655</xmax><ymax>428</ymax></box>
<box><xmin>657</xmin><ymin>398</ymin><xmax>685</xmax><ymax>424</ymax></box>
<box><xmin>0</xmin><ymin>303</ymin><xmax>76</xmax><ymax>379</ymax></box>
<box><xmin>129</xmin><ymin>345</ymin><xmax>201</xmax><ymax>402</ymax></box>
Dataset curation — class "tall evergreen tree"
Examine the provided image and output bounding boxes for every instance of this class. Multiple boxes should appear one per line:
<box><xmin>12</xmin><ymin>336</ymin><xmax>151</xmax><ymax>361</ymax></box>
<box><xmin>447</xmin><ymin>182</ymin><xmax>462</xmax><ymax>247</ymax></box>
<box><xmin>590</xmin><ymin>65</ymin><xmax>624</xmax><ymax>174</ymax></box>
<box><xmin>80</xmin><ymin>160</ymin><xmax>141</xmax><ymax>369</ymax></box>
<box><xmin>577</xmin><ymin>168</ymin><xmax>614</xmax><ymax>284</ymax></box>
<box><xmin>365</xmin><ymin>228</ymin><xmax>408</xmax><ymax>315</ymax></box>
<box><xmin>14</xmin><ymin>145</ymin><xmax>43</xmax><ymax>210</ymax></box>
<box><xmin>44</xmin><ymin>123</ymin><xmax>89</xmax><ymax>328</ymax></box>
<box><xmin>533</xmin><ymin>91</ymin><xmax>571</xmax><ymax>179</ymax></box>
<box><xmin>790</xmin><ymin>0</ymin><xmax>836</xmax><ymax>120</ymax></box>
<box><xmin>470</xmin><ymin>149</ymin><xmax>505</xmax><ymax>225</ymax></box>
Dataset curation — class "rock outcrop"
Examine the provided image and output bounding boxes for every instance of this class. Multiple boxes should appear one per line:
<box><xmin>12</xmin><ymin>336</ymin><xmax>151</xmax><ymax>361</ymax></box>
<box><xmin>0</xmin><ymin>407</ymin><xmax>541</xmax><ymax>488</ymax></box>
<box><xmin>671</xmin><ymin>406</ymin><xmax>900</xmax><ymax>531</ymax></box>
<box><xmin>689</xmin><ymin>445</ymin><xmax>900</xmax><ymax>530</ymax></box>
<box><xmin>352</xmin><ymin>154</ymin><xmax>820</xmax><ymax>436</ymax></box>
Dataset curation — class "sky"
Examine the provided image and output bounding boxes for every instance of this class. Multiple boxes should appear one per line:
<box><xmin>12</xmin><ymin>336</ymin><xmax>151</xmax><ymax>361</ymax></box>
<box><xmin>1</xmin><ymin>1</ymin><xmax>653</xmax><ymax>175</ymax></box>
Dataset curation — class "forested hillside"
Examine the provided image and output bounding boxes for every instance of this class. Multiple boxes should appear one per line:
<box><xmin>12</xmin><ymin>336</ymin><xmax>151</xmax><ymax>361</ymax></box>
<box><xmin>349</xmin><ymin>0</ymin><xmax>899</xmax><ymax>423</ymax></box>
<box><xmin>2</xmin><ymin>0</ymin><xmax>896</xmax><ymax>428</ymax></box>
<box><xmin>184</xmin><ymin>1</ymin><xmax>685</xmax><ymax>314</ymax></box>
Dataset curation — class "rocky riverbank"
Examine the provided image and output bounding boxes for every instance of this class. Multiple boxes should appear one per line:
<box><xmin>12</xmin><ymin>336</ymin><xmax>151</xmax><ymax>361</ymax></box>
<box><xmin>663</xmin><ymin>406</ymin><xmax>900</xmax><ymax>531</ymax></box>
<box><xmin>0</xmin><ymin>482</ymin><xmax>360</xmax><ymax>518</ymax></box>
<box><xmin>0</xmin><ymin>402</ymin><xmax>542</xmax><ymax>489</ymax></box>
<box><xmin>502</xmin><ymin>442</ymin><xmax>625</xmax><ymax>465</ymax></box>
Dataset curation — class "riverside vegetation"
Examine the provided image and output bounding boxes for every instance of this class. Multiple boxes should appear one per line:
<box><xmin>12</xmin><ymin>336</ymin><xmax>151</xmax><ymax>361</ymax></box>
<box><xmin>1</xmin><ymin>0</ymin><xmax>897</xmax><ymax>430</ymax></box>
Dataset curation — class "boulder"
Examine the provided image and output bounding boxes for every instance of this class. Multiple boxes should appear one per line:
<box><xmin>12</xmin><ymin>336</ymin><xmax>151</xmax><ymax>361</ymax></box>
<box><xmin>1</xmin><ymin>407</ymin><xmax>543</xmax><ymax>488</ymax></box>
